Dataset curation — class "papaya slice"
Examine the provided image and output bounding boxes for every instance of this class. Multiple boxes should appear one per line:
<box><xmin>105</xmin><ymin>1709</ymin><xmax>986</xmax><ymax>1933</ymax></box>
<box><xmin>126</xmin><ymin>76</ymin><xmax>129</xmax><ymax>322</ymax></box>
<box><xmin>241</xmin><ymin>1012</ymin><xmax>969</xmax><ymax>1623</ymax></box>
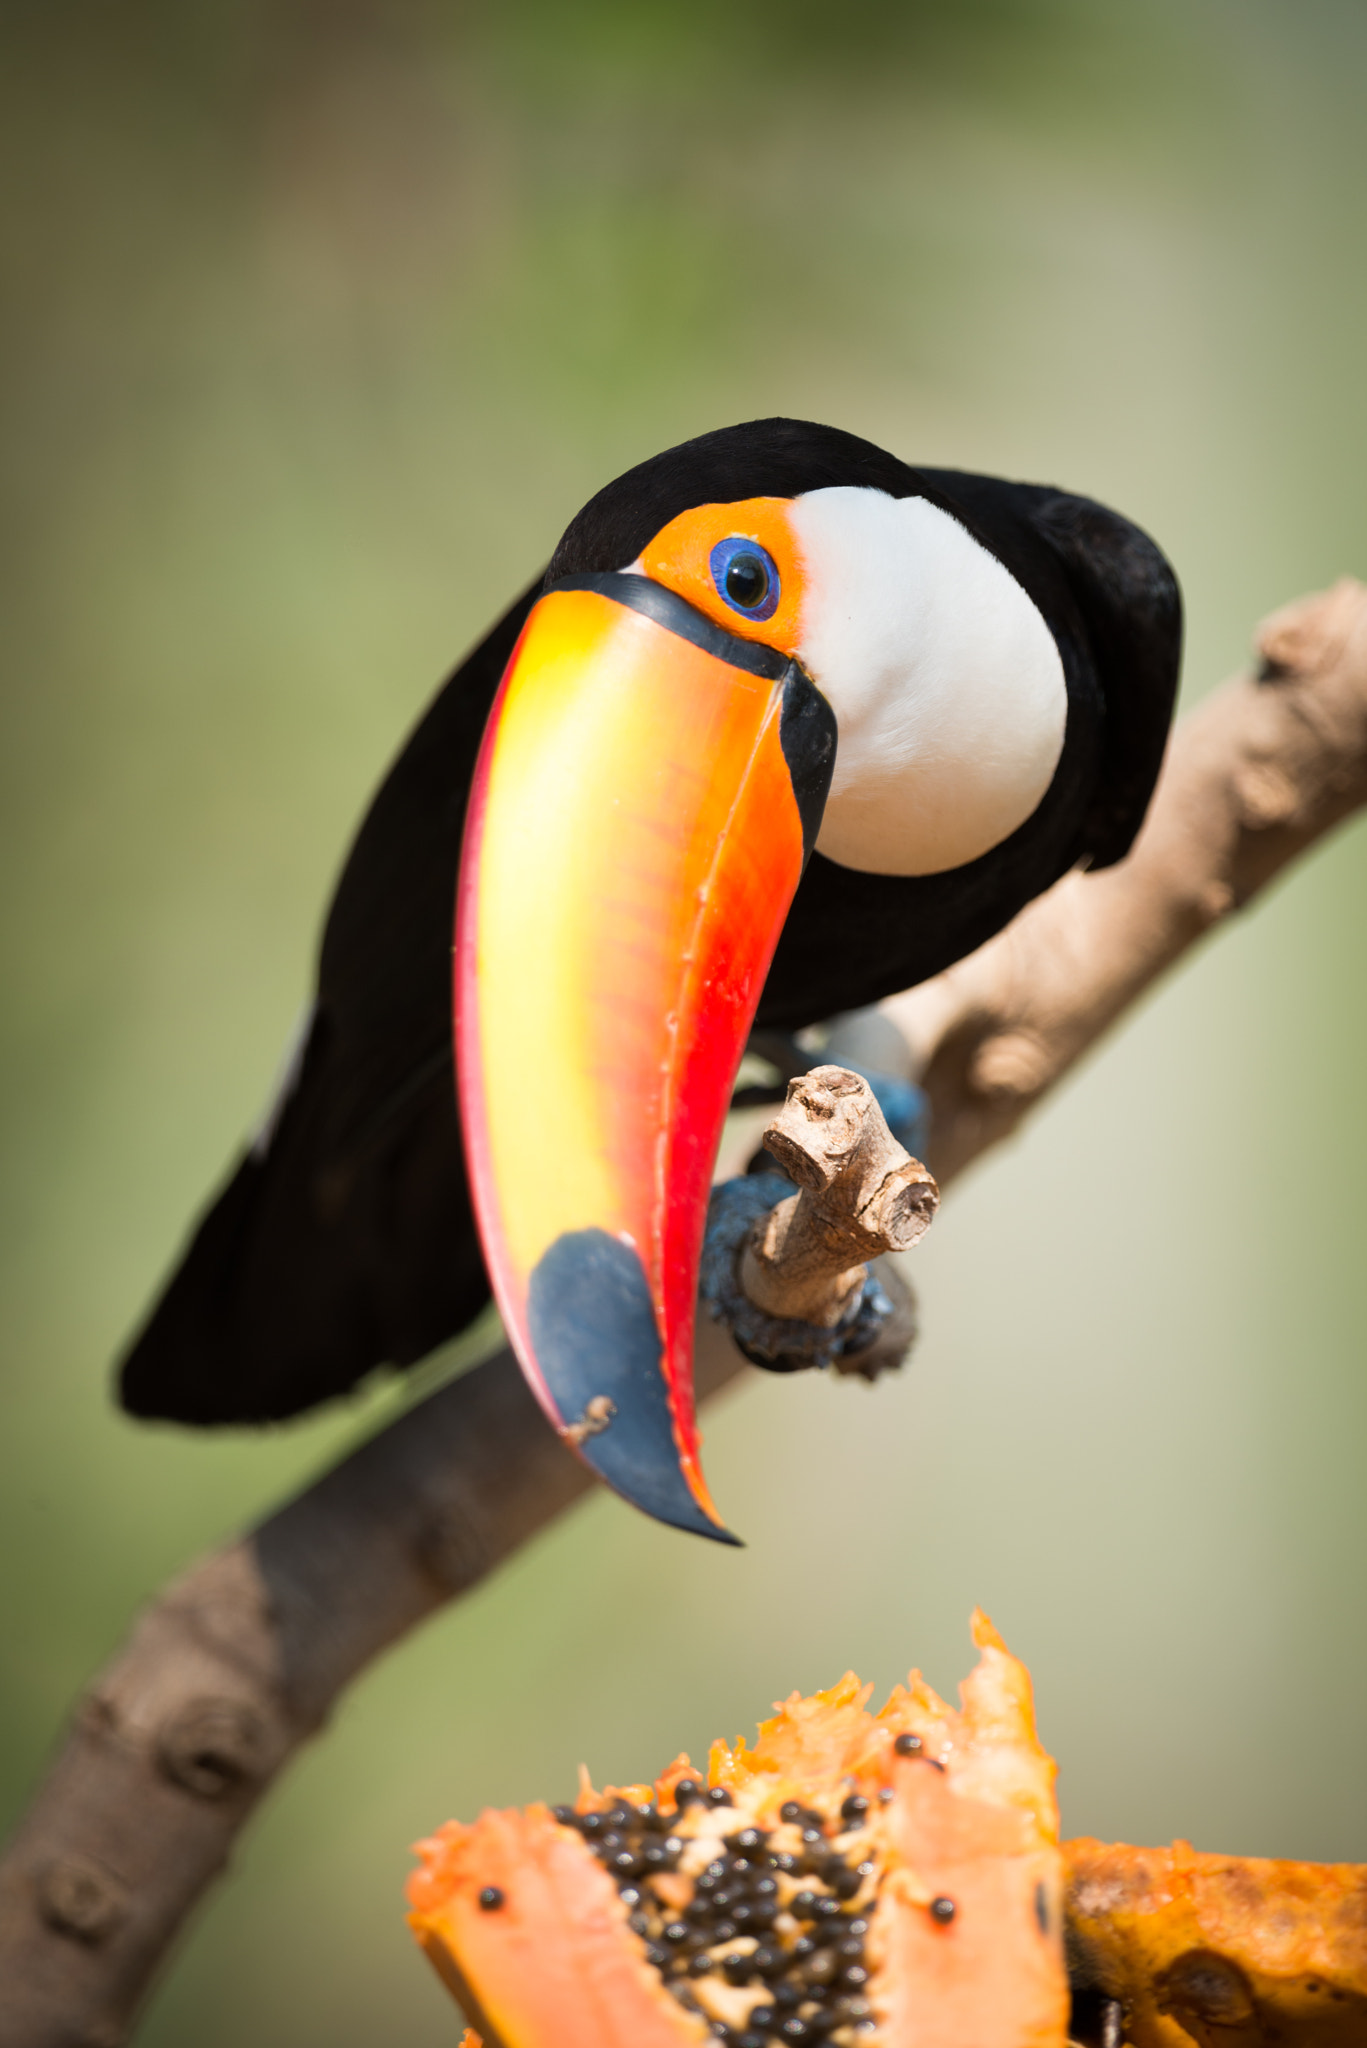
<box><xmin>1064</xmin><ymin>1836</ymin><xmax>1367</xmax><ymax>2046</ymax></box>
<box><xmin>408</xmin><ymin>1612</ymin><xmax>1069</xmax><ymax>2048</ymax></box>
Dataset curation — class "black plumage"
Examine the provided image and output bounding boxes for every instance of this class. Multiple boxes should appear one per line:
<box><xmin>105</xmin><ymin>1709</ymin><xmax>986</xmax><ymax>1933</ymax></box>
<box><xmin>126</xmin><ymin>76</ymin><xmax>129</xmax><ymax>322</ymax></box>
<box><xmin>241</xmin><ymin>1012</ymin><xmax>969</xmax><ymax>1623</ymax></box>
<box><xmin>119</xmin><ymin>418</ymin><xmax>1180</xmax><ymax>1427</ymax></box>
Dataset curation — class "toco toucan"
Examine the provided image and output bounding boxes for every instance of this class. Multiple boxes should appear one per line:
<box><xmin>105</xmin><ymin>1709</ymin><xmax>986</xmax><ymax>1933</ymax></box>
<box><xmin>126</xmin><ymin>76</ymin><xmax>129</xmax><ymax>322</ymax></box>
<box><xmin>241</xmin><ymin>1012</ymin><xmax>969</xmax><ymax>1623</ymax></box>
<box><xmin>120</xmin><ymin>418</ymin><xmax>1181</xmax><ymax>1542</ymax></box>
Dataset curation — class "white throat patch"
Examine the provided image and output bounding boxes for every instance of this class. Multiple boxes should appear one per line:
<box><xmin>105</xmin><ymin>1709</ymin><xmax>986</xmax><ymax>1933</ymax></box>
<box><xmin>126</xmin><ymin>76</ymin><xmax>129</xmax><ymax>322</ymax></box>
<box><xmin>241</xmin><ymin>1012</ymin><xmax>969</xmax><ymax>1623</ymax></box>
<box><xmin>790</xmin><ymin>487</ymin><xmax>1067</xmax><ymax>876</ymax></box>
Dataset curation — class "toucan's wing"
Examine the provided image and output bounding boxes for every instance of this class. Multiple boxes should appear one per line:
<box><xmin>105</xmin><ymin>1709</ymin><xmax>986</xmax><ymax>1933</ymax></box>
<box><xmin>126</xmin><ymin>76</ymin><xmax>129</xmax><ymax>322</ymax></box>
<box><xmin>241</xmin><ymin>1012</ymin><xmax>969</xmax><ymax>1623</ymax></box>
<box><xmin>118</xmin><ymin>581</ymin><xmax>541</xmax><ymax>1425</ymax></box>
<box><xmin>915</xmin><ymin>470</ymin><xmax>1183</xmax><ymax>868</ymax></box>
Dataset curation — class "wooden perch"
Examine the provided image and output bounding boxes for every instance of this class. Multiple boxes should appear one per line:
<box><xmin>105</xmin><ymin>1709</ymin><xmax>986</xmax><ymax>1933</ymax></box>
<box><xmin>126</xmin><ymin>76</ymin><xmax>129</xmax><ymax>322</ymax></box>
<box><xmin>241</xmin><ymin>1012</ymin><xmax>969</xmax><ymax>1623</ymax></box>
<box><xmin>2</xmin><ymin>578</ymin><xmax>1366</xmax><ymax>2046</ymax></box>
<box><xmin>700</xmin><ymin>1063</ymin><xmax>932</xmax><ymax>1381</ymax></box>
<box><xmin>742</xmin><ymin>1065</ymin><xmax>938</xmax><ymax>1328</ymax></box>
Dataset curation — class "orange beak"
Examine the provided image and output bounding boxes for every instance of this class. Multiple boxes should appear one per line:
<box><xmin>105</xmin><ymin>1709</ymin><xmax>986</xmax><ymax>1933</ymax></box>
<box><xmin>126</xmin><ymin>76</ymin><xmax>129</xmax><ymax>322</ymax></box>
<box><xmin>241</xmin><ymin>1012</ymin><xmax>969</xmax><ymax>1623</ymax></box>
<box><xmin>455</xmin><ymin>572</ymin><xmax>834</xmax><ymax>1540</ymax></box>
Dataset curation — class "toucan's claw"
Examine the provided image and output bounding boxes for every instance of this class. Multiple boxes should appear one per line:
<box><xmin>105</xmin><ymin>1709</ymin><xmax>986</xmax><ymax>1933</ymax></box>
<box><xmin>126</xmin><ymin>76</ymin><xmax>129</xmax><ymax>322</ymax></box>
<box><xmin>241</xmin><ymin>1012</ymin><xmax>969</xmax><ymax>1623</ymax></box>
<box><xmin>527</xmin><ymin>1229</ymin><xmax>741</xmax><ymax>1544</ymax></box>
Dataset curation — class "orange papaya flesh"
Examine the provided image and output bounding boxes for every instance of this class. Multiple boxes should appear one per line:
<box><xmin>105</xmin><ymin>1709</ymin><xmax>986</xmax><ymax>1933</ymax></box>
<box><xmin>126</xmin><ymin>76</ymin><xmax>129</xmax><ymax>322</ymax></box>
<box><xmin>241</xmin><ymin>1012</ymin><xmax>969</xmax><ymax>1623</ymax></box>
<box><xmin>408</xmin><ymin>1611</ymin><xmax>1069</xmax><ymax>2048</ymax></box>
<box><xmin>1063</xmin><ymin>1836</ymin><xmax>1367</xmax><ymax>2047</ymax></box>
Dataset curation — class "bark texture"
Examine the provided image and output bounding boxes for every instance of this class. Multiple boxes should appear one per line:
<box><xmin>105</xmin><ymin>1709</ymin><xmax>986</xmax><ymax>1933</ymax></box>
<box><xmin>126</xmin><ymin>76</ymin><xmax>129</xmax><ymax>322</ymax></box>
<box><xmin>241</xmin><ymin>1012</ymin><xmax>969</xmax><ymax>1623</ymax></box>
<box><xmin>2</xmin><ymin>579</ymin><xmax>1366</xmax><ymax>2046</ymax></box>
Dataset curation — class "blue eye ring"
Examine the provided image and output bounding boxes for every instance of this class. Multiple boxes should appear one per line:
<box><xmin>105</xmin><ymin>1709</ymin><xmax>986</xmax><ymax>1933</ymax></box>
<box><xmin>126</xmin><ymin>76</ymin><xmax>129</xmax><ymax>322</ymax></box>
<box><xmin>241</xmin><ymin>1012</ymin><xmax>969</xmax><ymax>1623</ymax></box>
<box><xmin>710</xmin><ymin>536</ymin><xmax>781</xmax><ymax>623</ymax></box>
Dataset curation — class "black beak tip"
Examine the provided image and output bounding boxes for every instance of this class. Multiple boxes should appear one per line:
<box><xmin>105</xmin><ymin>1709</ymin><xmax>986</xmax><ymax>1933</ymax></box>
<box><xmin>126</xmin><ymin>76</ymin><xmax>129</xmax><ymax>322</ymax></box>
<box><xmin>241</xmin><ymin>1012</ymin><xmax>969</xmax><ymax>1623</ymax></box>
<box><xmin>582</xmin><ymin>1433</ymin><xmax>741</xmax><ymax>1540</ymax></box>
<box><xmin>528</xmin><ymin>1227</ymin><xmax>742</xmax><ymax>1545</ymax></box>
<box><xmin>581</xmin><ymin>1434</ymin><xmax>744</xmax><ymax>1545</ymax></box>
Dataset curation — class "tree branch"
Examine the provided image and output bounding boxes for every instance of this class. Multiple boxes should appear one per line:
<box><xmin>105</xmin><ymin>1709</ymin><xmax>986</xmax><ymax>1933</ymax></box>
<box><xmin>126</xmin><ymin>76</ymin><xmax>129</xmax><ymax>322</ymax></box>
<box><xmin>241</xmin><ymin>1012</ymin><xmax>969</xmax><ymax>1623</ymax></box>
<box><xmin>883</xmin><ymin>579</ymin><xmax>1367</xmax><ymax>1181</ymax></box>
<box><xmin>2</xmin><ymin>579</ymin><xmax>1365</xmax><ymax>2047</ymax></box>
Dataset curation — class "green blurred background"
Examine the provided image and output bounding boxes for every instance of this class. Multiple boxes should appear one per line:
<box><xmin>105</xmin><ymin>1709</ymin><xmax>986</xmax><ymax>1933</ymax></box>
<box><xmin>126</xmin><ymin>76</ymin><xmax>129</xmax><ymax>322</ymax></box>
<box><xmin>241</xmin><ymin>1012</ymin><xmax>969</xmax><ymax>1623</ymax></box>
<box><xmin>2</xmin><ymin>0</ymin><xmax>1366</xmax><ymax>2039</ymax></box>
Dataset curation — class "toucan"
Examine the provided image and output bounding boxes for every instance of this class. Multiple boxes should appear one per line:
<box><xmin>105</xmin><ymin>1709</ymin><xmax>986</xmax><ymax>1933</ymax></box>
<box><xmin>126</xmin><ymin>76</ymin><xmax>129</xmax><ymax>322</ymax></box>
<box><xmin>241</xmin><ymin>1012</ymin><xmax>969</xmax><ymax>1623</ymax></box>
<box><xmin>119</xmin><ymin>418</ymin><xmax>1181</xmax><ymax>1543</ymax></box>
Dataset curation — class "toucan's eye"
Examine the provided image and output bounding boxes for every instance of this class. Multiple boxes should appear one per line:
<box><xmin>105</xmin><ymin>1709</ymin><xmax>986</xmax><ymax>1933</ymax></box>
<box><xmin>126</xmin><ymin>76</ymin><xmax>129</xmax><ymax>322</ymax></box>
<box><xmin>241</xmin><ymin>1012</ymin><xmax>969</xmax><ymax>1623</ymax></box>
<box><xmin>710</xmin><ymin>536</ymin><xmax>780</xmax><ymax>622</ymax></box>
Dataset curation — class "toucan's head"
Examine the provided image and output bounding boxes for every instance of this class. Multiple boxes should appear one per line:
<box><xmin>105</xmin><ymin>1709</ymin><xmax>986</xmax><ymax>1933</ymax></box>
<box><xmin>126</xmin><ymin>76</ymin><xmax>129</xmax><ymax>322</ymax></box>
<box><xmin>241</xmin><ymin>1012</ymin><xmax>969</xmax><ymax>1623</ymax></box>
<box><xmin>455</xmin><ymin>419</ymin><xmax>1163</xmax><ymax>1542</ymax></box>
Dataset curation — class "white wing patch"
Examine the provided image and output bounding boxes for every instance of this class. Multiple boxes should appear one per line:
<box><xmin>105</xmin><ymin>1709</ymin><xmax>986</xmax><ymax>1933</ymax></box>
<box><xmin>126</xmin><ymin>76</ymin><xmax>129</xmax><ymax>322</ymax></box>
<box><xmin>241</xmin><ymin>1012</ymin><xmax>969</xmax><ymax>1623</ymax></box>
<box><xmin>790</xmin><ymin>487</ymin><xmax>1067</xmax><ymax>877</ymax></box>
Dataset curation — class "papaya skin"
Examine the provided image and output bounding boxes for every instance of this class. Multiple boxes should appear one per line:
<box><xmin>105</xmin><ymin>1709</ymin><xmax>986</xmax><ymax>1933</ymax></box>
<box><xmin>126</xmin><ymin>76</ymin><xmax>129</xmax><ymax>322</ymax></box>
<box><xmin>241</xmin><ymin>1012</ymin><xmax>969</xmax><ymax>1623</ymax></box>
<box><xmin>1064</xmin><ymin>1837</ymin><xmax>1367</xmax><ymax>2046</ymax></box>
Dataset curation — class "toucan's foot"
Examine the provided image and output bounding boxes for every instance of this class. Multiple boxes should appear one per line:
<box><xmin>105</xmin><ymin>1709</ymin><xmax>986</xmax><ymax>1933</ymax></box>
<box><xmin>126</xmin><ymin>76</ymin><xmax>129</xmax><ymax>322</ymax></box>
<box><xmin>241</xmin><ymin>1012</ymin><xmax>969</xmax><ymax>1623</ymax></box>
<box><xmin>707</xmin><ymin>1062</ymin><xmax>933</xmax><ymax>1379</ymax></box>
<box><xmin>700</xmin><ymin>1174</ymin><xmax>918</xmax><ymax>1380</ymax></box>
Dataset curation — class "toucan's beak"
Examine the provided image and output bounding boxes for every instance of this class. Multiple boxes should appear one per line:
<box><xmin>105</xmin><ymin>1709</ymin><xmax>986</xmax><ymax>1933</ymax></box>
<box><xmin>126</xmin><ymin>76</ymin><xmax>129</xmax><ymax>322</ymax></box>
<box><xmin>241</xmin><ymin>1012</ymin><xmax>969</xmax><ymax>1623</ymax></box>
<box><xmin>455</xmin><ymin>572</ymin><xmax>834</xmax><ymax>1541</ymax></box>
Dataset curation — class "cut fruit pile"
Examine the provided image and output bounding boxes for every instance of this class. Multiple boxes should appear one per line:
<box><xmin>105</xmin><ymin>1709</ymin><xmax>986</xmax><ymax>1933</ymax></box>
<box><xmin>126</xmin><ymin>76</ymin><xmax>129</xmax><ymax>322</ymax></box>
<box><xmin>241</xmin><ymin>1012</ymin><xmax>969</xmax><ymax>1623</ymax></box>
<box><xmin>407</xmin><ymin>1615</ymin><xmax>1367</xmax><ymax>2048</ymax></box>
<box><xmin>409</xmin><ymin>1611</ymin><xmax>1066</xmax><ymax>2048</ymax></box>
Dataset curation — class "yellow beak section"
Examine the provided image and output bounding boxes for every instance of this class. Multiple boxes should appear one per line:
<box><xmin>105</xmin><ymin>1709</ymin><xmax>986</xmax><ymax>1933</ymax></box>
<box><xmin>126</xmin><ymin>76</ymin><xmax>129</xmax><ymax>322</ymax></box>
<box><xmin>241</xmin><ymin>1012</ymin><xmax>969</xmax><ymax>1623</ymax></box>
<box><xmin>455</xmin><ymin>574</ymin><xmax>834</xmax><ymax>1540</ymax></box>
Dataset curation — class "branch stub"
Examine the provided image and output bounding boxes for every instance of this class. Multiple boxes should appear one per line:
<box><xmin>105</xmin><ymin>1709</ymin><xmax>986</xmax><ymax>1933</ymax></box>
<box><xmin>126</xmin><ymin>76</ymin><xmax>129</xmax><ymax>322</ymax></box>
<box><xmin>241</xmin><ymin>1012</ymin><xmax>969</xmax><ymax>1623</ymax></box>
<box><xmin>37</xmin><ymin>1853</ymin><xmax>129</xmax><ymax>1945</ymax></box>
<box><xmin>157</xmin><ymin>1697</ymin><xmax>271</xmax><ymax>1800</ymax></box>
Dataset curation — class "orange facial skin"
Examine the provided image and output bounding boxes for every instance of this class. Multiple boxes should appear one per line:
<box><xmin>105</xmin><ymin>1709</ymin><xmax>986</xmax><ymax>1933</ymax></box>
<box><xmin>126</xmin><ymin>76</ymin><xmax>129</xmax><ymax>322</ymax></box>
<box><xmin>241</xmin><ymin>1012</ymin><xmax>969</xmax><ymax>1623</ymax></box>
<box><xmin>455</xmin><ymin>578</ymin><xmax>810</xmax><ymax>1536</ymax></box>
<box><xmin>638</xmin><ymin>497</ymin><xmax>808</xmax><ymax>656</ymax></box>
